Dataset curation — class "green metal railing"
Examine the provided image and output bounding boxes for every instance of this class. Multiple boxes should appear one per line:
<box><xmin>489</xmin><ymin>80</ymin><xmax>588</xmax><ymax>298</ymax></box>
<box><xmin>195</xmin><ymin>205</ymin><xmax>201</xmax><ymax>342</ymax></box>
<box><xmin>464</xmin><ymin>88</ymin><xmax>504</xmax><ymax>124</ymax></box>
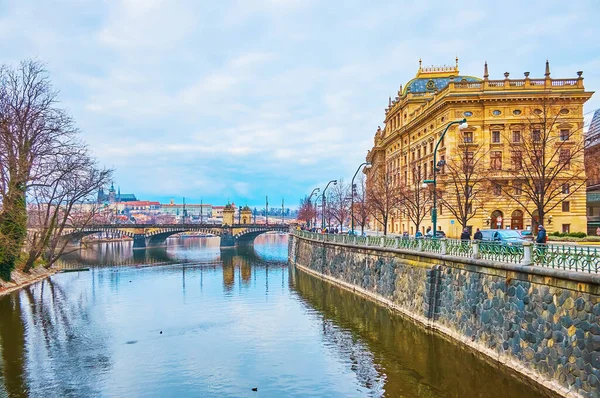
<box><xmin>445</xmin><ymin>238</ymin><xmax>473</xmax><ymax>257</ymax></box>
<box><xmin>291</xmin><ymin>230</ymin><xmax>599</xmax><ymax>274</ymax></box>
<box><xmin>421</xmin><ymin>238</ymin><xmax>442</xmax><ymax>253</ymax></box>
<box><xmin>533</xmin><ymin>244</ymin><xmax>600</xmax><ymax>273</ymax></box>
<box><xmin>478</xmin><ymin>241</ymin><xmax>524</xmax><ymax>264</ymax></box>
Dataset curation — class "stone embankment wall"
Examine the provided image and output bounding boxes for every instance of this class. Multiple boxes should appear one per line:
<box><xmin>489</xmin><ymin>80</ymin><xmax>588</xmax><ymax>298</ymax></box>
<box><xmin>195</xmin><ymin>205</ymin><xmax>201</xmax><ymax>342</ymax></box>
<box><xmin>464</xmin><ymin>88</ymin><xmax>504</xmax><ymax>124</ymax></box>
<box><xmin>289</xmin><ymin>234</ymin><xmax>600</xmax><ymax>398</ymax></box>
<box><xmin>0</xmin><ymin>266</ymin><xmax>56</xmax><ymax>297</ymax></box>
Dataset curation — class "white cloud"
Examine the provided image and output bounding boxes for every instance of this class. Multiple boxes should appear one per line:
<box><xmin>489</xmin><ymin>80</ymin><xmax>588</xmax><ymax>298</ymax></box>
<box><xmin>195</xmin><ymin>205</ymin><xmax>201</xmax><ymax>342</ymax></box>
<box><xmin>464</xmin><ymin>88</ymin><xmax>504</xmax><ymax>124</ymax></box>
<box><xmin>0</xmin><ymin>0</ymin><xmax>598</xmax><ymax>205</ymax></box>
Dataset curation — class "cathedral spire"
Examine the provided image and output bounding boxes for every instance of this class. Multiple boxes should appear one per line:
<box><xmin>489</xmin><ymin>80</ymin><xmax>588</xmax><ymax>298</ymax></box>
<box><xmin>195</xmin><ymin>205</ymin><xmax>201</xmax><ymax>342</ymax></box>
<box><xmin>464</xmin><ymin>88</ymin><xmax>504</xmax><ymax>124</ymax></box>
<box><xmin>545</xmin><ymin>59</ymin><xmax>551</xmax><ymax>77</ymax></box>
<box><xmin>483</xmin><ymin>61</ymin><xmax>489</xmax><ymax>80</ymax></box>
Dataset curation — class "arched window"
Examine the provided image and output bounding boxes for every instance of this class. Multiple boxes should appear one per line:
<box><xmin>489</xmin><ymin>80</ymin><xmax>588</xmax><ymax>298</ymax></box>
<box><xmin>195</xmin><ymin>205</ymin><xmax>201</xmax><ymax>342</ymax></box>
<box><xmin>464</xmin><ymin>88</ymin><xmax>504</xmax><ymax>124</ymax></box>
<box><xmin>511</xmin><ymin>210</ymin><xmax>524</xmax><ymax>230</ymax></box>
<box><xmin>491</xmin><ymin>210</ymin><xmax>504</xmax><ymax>229</ymax></box>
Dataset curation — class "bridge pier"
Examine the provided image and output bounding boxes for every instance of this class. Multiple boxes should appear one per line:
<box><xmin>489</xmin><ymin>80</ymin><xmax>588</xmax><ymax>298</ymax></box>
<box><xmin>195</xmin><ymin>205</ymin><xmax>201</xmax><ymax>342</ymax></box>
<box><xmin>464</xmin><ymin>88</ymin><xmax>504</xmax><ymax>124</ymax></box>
<box><xmin>133</xmin><ymin>234</ymin><xmax>147</xmax><ymax>249</ymax></box>
<box><xmin>220</xmin><ymin>233</ymin><xmax>236</xmax><ymax>248</ymax></box>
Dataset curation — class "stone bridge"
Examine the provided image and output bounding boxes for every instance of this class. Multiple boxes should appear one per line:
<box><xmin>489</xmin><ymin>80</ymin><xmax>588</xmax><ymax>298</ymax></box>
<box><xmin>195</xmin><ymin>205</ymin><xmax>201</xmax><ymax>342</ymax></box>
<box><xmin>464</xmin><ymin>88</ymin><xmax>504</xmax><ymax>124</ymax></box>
<box><xmin>61</xmin><ymin>223</ymin><xmax>290</xmax><ymax>249</ymax></box>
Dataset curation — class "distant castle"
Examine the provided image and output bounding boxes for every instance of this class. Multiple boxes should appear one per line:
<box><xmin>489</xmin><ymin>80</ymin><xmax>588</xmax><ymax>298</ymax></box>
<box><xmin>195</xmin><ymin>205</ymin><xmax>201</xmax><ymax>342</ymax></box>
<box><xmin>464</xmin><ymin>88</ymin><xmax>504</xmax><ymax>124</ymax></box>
<box><xmin>97</xmin><ymin>183</ymin><xmax>137</xmax><ymax>204</ymax></box>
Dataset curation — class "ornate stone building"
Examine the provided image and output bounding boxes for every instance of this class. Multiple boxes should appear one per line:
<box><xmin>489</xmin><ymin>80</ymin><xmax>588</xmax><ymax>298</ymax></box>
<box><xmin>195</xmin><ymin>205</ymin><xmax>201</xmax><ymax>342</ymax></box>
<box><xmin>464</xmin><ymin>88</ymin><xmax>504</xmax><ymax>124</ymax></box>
<box><xmin>366</xmin><ymin>59</ymin><xmax>593</xmax><ymax>237</ymax></box>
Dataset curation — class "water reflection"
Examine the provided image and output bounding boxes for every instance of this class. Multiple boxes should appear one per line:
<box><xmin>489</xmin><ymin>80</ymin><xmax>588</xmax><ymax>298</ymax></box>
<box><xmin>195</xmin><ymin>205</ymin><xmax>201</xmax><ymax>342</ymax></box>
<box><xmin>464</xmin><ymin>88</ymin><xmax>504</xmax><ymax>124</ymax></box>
<box><xmin>0</xmin><ymin>234</ymin><xmax>548</xmax><ymax>397</ymax></box>
<box><xmin>291</xmin><ymin>267</ymin><xmax>549</xmax><ymax>398</ymax></box>
<box><xmin>59</xmin><ymin>234</ymin><xmax>289</xmax><ymax>269</ymax></box>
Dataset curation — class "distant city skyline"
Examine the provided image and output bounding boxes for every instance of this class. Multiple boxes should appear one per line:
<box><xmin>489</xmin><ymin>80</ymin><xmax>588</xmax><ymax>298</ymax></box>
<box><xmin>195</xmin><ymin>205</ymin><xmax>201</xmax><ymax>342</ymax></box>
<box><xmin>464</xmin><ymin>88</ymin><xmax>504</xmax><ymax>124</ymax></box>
<box><xmin>1</xmin><ymin>0</ymin><xmax>599</xmax><ymax>207</ymax></box>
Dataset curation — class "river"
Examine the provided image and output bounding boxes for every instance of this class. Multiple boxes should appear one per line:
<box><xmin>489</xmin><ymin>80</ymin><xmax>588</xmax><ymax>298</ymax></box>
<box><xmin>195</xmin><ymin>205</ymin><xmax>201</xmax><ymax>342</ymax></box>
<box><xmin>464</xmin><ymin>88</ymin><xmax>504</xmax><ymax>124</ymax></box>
<box><xmin>0</xmin><ymin>235</ymin><xmax>548</xmax><ymax>397</ymax></box>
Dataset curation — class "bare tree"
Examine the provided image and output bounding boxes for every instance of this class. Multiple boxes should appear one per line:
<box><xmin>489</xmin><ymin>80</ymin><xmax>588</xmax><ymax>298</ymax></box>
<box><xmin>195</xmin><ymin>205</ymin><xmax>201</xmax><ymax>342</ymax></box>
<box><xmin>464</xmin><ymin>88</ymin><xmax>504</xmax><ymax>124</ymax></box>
<box><xmin>0</xmin><ymin>60</ymin><xmax>107</xmax><ymax>279</ymax></box>
<box><xmin>401</xmin><ymin>166</ymin><xmax>433</xmax><ymax>234</ymax></box>
<box><xmin>297</xmin><ymin>196</ymin><xmax>316</xmax><ymax>227</ymax></box>
<box><xmin>353</xmin><ymin>174</ymin><xmax>369</xmax><ymax>235</ymax></box>
<box><xmin>329</xmin><ymin>179</ymin><xmax>351</xmax><ymax>232</ymax></box>
<box><xmin>438</xmin><ymin>139</ymin><xmax>491</xmax><ymax>230</ymax></box>
<box><xmin>499</xmin><ymin>99</ymin><xmax>587</xmax><ymax>231</ymax></box>
<box><xmin>367</xmin><ymin>173</ymin><xmax>401</xmax><ymax>235</ymax></box>
<box><xmin>24</xmin><ymin>148</ymin><xmax>111</xmax><ymax>271</ymax></box>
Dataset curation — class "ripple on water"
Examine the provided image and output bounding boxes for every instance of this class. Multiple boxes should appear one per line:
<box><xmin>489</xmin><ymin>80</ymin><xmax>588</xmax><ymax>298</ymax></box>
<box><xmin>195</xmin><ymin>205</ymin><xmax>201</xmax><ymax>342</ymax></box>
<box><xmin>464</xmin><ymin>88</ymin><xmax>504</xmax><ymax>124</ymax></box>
<box><xmin>0</xmin><ymin>237</ymin><xmax>550</xmax><ymax>398</ymax></box>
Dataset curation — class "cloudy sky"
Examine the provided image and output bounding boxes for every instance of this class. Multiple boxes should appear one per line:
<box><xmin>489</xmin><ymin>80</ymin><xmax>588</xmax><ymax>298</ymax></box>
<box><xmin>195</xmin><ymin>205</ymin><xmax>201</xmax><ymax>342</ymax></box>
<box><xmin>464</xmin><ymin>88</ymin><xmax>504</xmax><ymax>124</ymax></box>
<box><xmin>1</xmin><ymin>0</ymin><xmax>598</xmax><ymax>208</ymax></box>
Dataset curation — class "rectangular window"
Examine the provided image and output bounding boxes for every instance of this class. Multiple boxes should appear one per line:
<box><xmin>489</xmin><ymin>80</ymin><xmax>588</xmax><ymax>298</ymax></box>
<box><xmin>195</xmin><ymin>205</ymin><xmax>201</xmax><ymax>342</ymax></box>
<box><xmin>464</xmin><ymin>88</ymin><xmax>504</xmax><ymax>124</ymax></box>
<box><xmin>440</xmin><ymin>155</ymin><xmax>446</xmax><ymax>173</ymax></box>
<box><xmin>560</xmin><ymin>149</ymin><xmax>571</xmax><ymax>170</ymax></box>
<box><xmin>560</xmin><ymin>129</ymin><xmax>569</xmax><ymax>141</ymax></box>
<box><xmin>531</xmin><ymin>150</ymin><xmax>543</xmax><ymax>168</ymax></box>
<box><xmin>492</xmin><ymin>131</ymin><xmax>500</xmax><ymax>143</ymax></box>
<box><xmin>512</xmin><ymin>130</ymin><xmax>521</xmax><ymax>143</ymax></box>
<box><xmin>463</xmin><ymin>152</ymin><xmax>474</xmax><ymax>173</ymax></box>
<box><xmin>562</xmin><ymin>224</ymin><xmax>571</xmax><ymax>234</ymax></box>
<box><xmin>490</xmin><ymin>151</ymin><xmax>502</xmax><ymax>170</ymax></box>
<box><xmin>562</xmin><ymin>183</ymin><xmax>570</xmax><ymax>194</ymax></box>
<box><xmin>466</xmin><ymin>203</ymin><xmax>473</xmax><ymax>214</ymax></box>
<box><xmin>532</xmin><ymin>129</ymin><xmax>541</xmax><ymax>142</ymax></box>
<box><xmin>430</xmin><ymin>142</ymin><xmax>434</xmax><ymax>153</ymax></box>
<box><xmin>463</xmin><ymin>131</ymin><xmax>473</xmax><ymax>143</ymax></box>
<box><xmin>514</xmin><ymin>182</ymin><xmax>522</xmax><ymax>195</ymax></box>
<box><xmin>562</xmin><ymin>201</ymin><xmax>570</xmax><ymax>212</ymax></box>
<box><xmin>534</xmin><ymin>181</ymin><xmax>543</xmax><ymax>195</ymax></box>
<box><xmin>511</xmin><ymin>151</ymin><xmax>522</xmax><ymax>170</ymax></box>
<box><xmin>492</xmin><ymin>183</ymin><xmax>502</xmax><ymax>196</ymax></box>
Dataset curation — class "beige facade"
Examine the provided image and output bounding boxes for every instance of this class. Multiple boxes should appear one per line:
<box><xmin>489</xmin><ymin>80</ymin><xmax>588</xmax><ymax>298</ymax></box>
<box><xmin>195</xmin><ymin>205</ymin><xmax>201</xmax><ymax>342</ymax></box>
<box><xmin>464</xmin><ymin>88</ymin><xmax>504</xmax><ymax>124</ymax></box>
<box><xmin>222</xmin><ymin>203</ymin><xmax>235</xmax><ymax>226</ymax></box>
<box><xmin>366</xmin><ymin>60</ymin><xmax>592</xmax><ymax>237</ymax></box>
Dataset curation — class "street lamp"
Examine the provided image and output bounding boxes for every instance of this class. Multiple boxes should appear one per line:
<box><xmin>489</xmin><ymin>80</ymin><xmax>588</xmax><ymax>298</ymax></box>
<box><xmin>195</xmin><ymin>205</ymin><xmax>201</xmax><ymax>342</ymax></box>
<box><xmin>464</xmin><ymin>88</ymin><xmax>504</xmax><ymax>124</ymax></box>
<box><xmin>322</xmin><ymin>180</ymin><xmax>337</xmax><ymax>230</ymax></box>
<box><xmin>423</xmin><ymin>118</ymin><xmax>468</xmax><ymax>238</ymax></box>
<box><xmin>351</xmin><ymin>162</ymin><xmax>371</xmax><ymax>234</ymax></box>
<box><xmin>307</xmin><ymin>188</ymin><xmax>320</xmax><ymax>228</ymax></box>
<box><xmin>313</xmin><ymin>195</ymin><xmax>321</xmax><ymax>229</ymax></box>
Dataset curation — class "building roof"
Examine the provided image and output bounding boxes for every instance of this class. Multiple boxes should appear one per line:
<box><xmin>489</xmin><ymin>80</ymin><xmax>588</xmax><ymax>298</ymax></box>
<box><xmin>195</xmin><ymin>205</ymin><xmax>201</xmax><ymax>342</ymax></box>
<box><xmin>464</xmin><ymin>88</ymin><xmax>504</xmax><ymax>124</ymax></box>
<box><xmin>404</xmin><ymin>75</ymin><xmax>481</xmax><ymax>95</ymax></box>
<box><xmin>586</xmin><ymin>109</ymin><xmax>600</xmax><ymax>147</ymax></box>
<box><xmin>118</xmin><ymin>194</ymin><xmax>137</xmax><ymax>201</ymax></box>
<box><xmin>123</xmin><ymin>201</ymin><xmax>160</xmax><ymax>206</ymax></box>
<box><xmin>161</xmin><ymin>203</ymin><xmax>210</xmax><ymax>207</ymax></box>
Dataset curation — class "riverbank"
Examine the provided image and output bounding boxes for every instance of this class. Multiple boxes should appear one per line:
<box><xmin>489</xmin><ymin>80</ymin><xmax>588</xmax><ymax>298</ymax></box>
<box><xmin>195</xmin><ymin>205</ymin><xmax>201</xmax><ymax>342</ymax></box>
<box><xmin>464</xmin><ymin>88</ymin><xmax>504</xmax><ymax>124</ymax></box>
<box><xmin>0</xmin><ymin>266</ymin><xmax>57</xmax><ymax>297</ymax></box>
<box><xmin>289</xmin><ymin>233</ymin><xmax>600</xmax><ymax>398</ymax></box>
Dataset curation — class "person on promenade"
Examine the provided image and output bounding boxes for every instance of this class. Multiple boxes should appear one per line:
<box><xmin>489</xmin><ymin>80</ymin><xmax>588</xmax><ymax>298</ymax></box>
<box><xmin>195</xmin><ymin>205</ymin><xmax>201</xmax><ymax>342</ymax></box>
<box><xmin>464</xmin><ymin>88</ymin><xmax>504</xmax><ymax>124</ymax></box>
<box><xmin>425</xmin><ymin>227</ymin><xmax>432</xmax><ymax>238</ymax></box>
<box><xmin>415</xmin><ymin>230</ymin><xmax>423</xmax><ymax>239</ymax></box>
<box><xmin>536</xmin><ymin>225</ymin><xmax>547</xmax><ymax>244</ymax></box>
<box><xmin>473</xmin><ymin>228</ymin><xmax>483</xmax><ymax>241</ymax></box>
<box><xmin>460</xmin><ymin>228</ymin><xmax>471</xmax><ymax>241</ymax></box>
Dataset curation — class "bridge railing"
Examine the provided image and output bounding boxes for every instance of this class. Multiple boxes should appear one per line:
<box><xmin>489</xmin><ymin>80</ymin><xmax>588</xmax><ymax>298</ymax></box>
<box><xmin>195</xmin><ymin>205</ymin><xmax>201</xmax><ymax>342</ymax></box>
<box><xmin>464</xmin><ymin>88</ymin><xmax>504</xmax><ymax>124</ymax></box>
<box><xmin>292</xmin><ymin>230</ymin><xmax>600</xmax><ymax>274</ymax></box>
<box><xmin>84</xmin><ymin>223</ymin><xmax>290</xmax><ymax>229</ymax></box>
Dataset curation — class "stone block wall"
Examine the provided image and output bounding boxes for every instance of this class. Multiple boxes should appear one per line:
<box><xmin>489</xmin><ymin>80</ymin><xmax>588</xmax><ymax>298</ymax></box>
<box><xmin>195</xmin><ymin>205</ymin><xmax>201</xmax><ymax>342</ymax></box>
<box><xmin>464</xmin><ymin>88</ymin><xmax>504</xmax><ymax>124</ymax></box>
<box><xmin>289</xmin><ymin>235</ymin><xmax>600</xmax><ymax>398</ymax></box>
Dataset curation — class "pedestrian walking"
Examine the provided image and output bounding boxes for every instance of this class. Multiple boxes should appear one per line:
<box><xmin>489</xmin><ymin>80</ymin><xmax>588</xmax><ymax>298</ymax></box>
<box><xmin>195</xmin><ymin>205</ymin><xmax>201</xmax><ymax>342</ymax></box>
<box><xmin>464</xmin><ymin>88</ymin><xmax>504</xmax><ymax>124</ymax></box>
<box><xmin>473</xmin><ymin>228</ymin><xmax>483</xmax><ymax>241</ymax></box>
<box><xmin>536</xmin><ymin>225</ymin><xmax>547</xmax><ymax>244</ymax></box>
<box><xmin>460</xmin><ymin>228</ymin><xmax>471</xmax><ymax>241</ymax></box>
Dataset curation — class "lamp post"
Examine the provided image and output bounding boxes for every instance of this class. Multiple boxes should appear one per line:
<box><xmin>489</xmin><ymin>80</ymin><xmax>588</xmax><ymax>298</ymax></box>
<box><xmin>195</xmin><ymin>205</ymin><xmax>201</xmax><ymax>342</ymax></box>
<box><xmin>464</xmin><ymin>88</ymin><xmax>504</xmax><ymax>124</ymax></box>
<box><xmin>307</xmin><ymin>188</ymin><xmax>320</xmax><ymax>228</ymax></box>
<box><xmin>313</xmin><ymin>195</ymin><xmax>321</xmax><ymax>229</ymax></box>
<box><xmin>321</xmin><ymin>180</ymin><xmax>337</xmax><ymax>230</ymax></box>
<box><xmin>423</xmin><ymin>118</ymin><xmax>468</xmax><ymax>238</ymax></box>
<box><xmin>351</xmin><ymin>162</ymin><xmax>372</xmax><ymax>234</ymax></box>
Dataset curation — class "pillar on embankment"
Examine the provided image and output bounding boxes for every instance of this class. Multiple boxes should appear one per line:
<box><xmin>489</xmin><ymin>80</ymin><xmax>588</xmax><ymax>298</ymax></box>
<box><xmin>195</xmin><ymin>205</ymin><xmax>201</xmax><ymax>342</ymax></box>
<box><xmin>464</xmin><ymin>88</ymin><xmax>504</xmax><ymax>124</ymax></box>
<box><xmin>220</xmin><ymin>233</ymin><xmax>235</xmax><ymax>248</ymax></box>
<box><xmin>289</xmin><ymin>233</ymin><xmax>600</xmax><ymax>398</ymax></box>
<box><xmin>133</xmin><ymin>234</ymin><xmax>146</xmax><ymax>249</ymax></box>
